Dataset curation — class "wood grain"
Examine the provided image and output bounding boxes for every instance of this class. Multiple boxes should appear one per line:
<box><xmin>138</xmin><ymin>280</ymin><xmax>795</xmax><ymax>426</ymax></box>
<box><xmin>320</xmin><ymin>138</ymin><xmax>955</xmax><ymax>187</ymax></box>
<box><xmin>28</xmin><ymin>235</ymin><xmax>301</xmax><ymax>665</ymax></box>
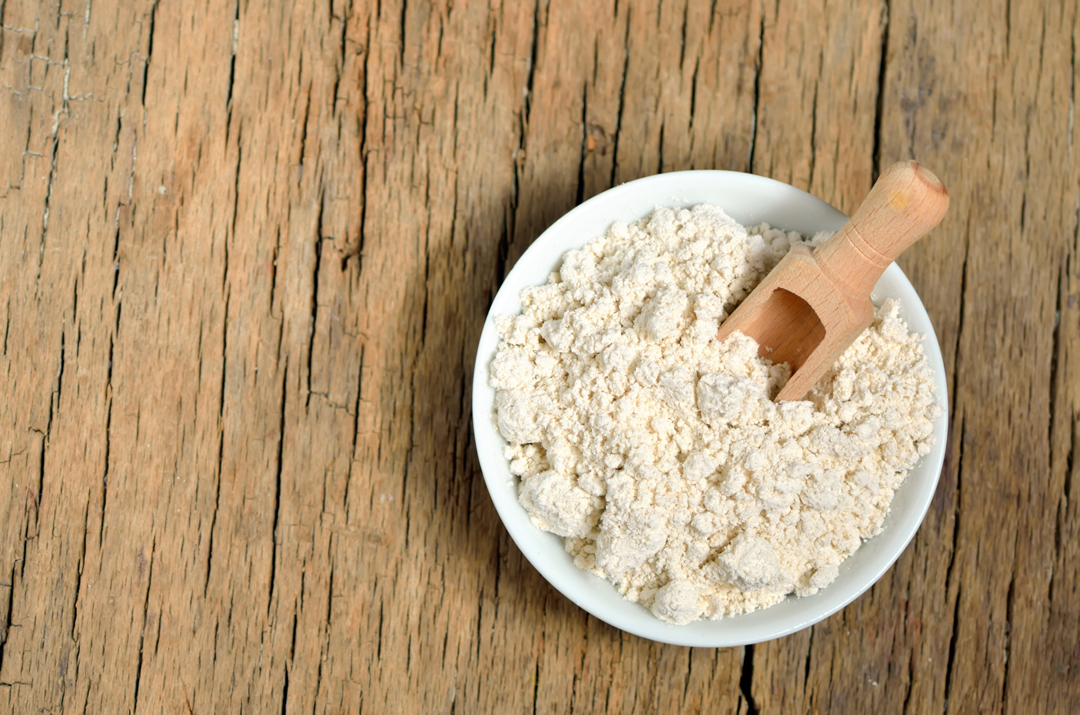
<box><xmin>0</xmin><ymin>0</ymin><xmax>1077</xmax><ymax>712</ymax></box>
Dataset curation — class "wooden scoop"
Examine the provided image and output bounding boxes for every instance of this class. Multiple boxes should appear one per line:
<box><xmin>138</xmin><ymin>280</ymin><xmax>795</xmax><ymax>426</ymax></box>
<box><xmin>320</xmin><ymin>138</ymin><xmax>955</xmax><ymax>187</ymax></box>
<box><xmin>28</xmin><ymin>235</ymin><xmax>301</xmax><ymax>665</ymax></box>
<box><xmin>716</xmin><ymin>160</ymin><xmax>950</xmax><ymax>402</ymax></box>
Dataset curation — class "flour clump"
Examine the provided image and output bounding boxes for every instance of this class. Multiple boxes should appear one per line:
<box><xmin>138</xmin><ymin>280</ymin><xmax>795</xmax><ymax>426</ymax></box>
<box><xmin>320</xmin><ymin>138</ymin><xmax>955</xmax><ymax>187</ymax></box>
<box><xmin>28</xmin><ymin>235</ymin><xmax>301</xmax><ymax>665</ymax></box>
<box><xmin>489</xmin><ymin>205</ymin><xmax>941</xmax><ymax>625</ymax></box>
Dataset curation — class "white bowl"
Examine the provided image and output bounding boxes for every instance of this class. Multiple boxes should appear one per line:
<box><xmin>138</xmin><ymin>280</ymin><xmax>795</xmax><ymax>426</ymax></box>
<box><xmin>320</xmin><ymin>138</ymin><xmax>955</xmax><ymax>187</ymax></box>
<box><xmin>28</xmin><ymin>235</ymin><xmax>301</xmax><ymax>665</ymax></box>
<box><xmin>471</xmin><ymin>171</ymin><xmax>948</xmax><ymax>647</ymax></box>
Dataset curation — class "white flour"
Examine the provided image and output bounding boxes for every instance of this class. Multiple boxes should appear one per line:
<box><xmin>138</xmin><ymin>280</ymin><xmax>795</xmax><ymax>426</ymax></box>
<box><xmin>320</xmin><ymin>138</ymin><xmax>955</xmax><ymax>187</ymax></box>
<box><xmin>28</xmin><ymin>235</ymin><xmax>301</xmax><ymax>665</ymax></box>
<box><xmin>489</xmin><ymin>205</ymin><xmax>941</xmax><ymax>625</ymax></box>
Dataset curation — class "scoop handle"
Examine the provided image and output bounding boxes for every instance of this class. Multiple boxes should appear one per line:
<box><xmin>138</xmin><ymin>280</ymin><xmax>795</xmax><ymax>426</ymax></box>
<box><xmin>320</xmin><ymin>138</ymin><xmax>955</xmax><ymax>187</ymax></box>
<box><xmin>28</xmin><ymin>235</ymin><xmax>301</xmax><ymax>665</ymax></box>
<box><xmin>814</xmin><ymin>161</ymin><xmax>950</xmax><ymax>299</ymax></box>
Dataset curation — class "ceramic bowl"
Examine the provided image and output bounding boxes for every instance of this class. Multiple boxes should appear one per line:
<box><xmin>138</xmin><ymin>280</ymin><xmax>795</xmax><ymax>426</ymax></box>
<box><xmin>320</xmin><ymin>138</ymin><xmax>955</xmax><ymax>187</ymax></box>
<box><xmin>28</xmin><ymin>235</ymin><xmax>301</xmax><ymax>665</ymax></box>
<box><xmin>471</xmin><ymin>171</ymin><xmax>949</xmax><ymax>647</ymax></box>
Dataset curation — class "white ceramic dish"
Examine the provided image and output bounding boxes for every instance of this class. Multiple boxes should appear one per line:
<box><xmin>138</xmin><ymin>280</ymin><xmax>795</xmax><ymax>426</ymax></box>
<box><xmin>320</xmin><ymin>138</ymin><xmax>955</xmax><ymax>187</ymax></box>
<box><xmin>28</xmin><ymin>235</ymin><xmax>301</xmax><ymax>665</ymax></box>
<box><xmin>471</xmin><ymin>171</ymin><xmax>949</xmax><ymax>647</ymax></box>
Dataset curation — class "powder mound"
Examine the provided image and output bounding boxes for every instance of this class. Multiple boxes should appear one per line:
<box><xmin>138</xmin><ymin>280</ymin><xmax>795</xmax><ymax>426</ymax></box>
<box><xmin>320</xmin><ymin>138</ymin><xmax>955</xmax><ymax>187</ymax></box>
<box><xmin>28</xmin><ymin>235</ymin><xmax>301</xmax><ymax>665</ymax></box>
<box><xmin>490</xmin><ymin>205</ymin><xmax>942</xmax><ymax>624</ymax></box>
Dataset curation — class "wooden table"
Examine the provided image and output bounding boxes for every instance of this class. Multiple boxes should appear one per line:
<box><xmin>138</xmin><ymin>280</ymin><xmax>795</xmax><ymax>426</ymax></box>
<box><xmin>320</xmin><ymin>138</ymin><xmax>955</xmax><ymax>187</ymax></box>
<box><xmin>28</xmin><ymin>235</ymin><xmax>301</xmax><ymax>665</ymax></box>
<box><xmin>1</xmin><ymin>0</ymin><xmax>1077</xmax><ymax>712</ymax></box>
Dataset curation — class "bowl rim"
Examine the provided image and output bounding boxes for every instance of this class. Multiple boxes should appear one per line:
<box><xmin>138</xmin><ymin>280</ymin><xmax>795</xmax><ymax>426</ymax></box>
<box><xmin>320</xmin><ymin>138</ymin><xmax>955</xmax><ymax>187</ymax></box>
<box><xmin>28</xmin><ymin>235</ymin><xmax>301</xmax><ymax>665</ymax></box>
<box><xmin>471</xmin><ymin>169</ymin><xmax>949</xmax><ymax>647</ymax></box>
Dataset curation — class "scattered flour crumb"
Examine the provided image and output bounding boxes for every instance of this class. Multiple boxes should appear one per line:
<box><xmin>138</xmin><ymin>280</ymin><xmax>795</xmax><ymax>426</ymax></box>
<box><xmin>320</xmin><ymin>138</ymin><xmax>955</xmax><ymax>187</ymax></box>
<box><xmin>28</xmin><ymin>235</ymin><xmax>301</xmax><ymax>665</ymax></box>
<box><xmin>489</xmin><ymin>205</ymin><xmax>942</xmax><ymax>625</ymax></box>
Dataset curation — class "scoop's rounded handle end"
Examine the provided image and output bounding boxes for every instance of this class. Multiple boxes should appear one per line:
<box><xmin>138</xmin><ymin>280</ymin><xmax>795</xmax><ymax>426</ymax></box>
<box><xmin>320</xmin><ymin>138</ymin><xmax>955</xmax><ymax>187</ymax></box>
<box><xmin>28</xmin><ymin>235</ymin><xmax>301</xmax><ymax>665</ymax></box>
<box><xmin>855</xmin><ymin>160</ymin><xmax>950</xmax><ymax>263</ymax></box>
<box><xmin>912</xmin><ymin>161</ymin><xmax>947</xmax><ymax>195</ymax></box>
<box><xmin>814</xmin><ymin>160</ymin><xmax>949</xmax><ymax>299</ymax></box>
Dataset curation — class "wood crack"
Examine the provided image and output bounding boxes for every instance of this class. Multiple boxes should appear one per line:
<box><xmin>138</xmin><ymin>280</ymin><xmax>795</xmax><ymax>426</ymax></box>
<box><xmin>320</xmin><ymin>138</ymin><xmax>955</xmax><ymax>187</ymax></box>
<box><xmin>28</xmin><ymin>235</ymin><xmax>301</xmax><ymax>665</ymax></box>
<box><xmin>748</xmin><ymin>7</ymin><xmax>765</xmax><ymax>172</ymax></box>
<box><xmin>226</xmin><ymin>2</ymin><xmax>239</xmax><ymax>109</ymax></box>
<box><xmin>1002</xmin><ymin>565</ymin><xmax>1017</xmax><ymax>705</ymax></box>
<box><xmin>131</xmin><ymin>537</ymin><xmax>157</xmax><ymax>712</ymax></box>
<box><xmin>205</xmin><ymin>285</ymin><xmax>229</xmax><ymax>597</ymax></box>
<box><xmin>269</xmin><ymin>360</ymin><xmax>288</xmax><ymax>615</ymax></box>
<box><xmin>872</xmin><ymin>0</ymin><xmax>891</xmax><ymax>180</ymax></box>
<box><xmin>0</xmin><ymin>563</ymin><xmax>16</xmax><ymax>682</ymax></box>
<box><xmin>141</xmin><ymin>0</ymin><xmax>158</xmax><ymax>107</ymax></box>
<box><xmin>70</xmin><ymin>502</ymin><xmax>89</xmax><ymax>642</ymax></box>
<box><xmin>740</xmin><ymin>644</ymin><xmax>759</xmax><ymax>715</ymax></box>
<box><xmin>609</xmin><ymin>4</ymin><xmax>631</xmax><ymax>187</ymax></box>
<box><xmin>307</xmin><ymin>209</ymin><xmax>324</xmax><ymax>410</ymax></box>
<box><xmin>576</xmin><ymin>84</ymin><xmax>587</xmax><ymax>206</ymax></box>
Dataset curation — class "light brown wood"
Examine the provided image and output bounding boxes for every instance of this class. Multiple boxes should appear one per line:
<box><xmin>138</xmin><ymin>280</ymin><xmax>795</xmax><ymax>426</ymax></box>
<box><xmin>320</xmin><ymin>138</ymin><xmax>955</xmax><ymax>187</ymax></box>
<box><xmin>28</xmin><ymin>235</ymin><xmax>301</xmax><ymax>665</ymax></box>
<box><xmin>816</xmin><ymin>161</ymin><xmax>950</xmax><ymax>297</ymax></box>
<box><xmin>718</xmin><ymin>160</ymin><xmax>949</xmax><ymax>401</ymax></box>
<box><xmin>0</xmin><ymin>1</ymin><xmax>1078</xmax><ymax>713</ymax></box>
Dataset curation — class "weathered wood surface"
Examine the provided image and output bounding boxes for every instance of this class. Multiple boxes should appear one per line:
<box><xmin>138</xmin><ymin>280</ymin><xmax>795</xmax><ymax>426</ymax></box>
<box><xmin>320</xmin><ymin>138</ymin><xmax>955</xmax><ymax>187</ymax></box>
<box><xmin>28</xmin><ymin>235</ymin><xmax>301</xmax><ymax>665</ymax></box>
<box><xmin>0</xmin><ymin>0</ymin><xmax>1077</xmax><ymax>712</ymax></box>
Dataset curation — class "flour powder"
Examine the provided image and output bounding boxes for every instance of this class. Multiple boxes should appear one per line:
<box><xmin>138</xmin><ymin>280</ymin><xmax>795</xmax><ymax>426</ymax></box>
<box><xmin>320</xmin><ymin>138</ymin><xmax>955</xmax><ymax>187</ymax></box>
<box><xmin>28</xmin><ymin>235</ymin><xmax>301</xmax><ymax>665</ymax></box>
<box><xmin>489</xmin><ymin>205</ymin><xmax>941</xmax><ymax>625</ymax></box>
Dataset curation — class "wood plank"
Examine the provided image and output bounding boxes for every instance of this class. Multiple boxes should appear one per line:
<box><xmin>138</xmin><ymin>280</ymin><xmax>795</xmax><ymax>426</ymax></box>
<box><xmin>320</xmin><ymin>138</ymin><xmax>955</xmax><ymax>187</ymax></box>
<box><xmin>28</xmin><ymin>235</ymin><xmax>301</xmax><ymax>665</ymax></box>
<box><xmin>880</xmin><ymin>0</ymin><xmax>1080</xmax><ymax>712</ymax></box>
<box><xmin>0</xmin><ymin>1</ymin><xmax>160</xmax><ymax>711</ymax></box>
